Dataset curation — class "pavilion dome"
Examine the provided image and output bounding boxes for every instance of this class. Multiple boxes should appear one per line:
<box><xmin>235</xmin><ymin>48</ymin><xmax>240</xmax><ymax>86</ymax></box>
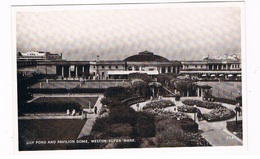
<box><xmin>123</xmin><ymin>50</ymin><xmax>170</xmax><ymax>62</ymax></box>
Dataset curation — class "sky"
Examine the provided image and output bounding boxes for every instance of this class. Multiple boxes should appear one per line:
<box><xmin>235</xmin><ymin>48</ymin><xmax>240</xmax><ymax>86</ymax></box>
<box><xmin>15</xmin><ymin>2</ymin><xmax>242</xmax><ymax>61</ymax></box>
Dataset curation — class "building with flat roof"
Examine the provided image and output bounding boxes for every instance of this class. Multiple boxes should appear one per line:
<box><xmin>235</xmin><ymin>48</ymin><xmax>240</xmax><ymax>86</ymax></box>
<box><xmin>180</xmin><ymin>58</ymin><xmax>241</xmax><ymax>80</ymax></box>
<box><xmin>17</xmin><ymin>51</ymin><xmax>63</xmax><ymax>61</ymax></box>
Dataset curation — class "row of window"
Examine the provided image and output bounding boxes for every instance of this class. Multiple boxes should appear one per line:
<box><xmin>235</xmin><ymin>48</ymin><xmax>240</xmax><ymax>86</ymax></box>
<box><xmin>93</xmin><ymin>65</ymin><xmax>121</xmax><ymax>69</ymax></box>
<box><xmin>186</xmin><ymin>65</ymin><xmax>204</xmax><ymax>68</ymax></box>
<box><xmin>231</xmin><ymin>64</ymin><xmax>240</xmax><ymax>68</ymax></box>
<box><xmin>128</xmin><ymin>66</ymin><xmax>148</xmax><ymax>71</ymax></box>
<box><xmin>185</xmin><ymin>64</ymin><xmax>240</xmax><ymax>69</ymax></box>
<box><xmin>18</xmin><ymin>56</ymin><xmax>47</xmax><ymax>59</ymax></box>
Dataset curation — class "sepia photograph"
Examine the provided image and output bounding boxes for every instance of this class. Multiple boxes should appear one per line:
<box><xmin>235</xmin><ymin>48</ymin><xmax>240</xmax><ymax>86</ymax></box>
<box><xmin>13</xmin><ymin>1</ymin><xmax>245</xmax><ymax>152</ymax></box>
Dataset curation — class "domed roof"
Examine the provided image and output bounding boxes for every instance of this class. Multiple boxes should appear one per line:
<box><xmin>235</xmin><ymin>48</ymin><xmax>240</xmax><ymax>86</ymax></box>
<box><xmin>124</xmin><ymin>50</ymin><xmax>170</xmax><ymax>62</ymax></box>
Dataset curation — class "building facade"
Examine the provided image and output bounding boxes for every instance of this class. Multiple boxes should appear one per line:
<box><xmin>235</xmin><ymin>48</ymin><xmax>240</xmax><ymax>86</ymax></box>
<box><xmin>17</xmin><ymin>50</ymin><xmax>241</xmax><ymax>80</ymax></box>
<box><xmin>180</xmin><ymin>58</ymin><xmax>241</xmax><ymax>80</ymax></box>
<box><xmin>17</xmin><ymin>51</ymin><xmax>63</xmax><ymax>61</ymax></box>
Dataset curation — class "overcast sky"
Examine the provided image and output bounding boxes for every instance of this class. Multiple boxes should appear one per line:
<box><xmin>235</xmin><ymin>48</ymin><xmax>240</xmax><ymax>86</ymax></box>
<box><xmin>15</xmin><ymin>3</ymin><xmax>242</xmax><ymax>61</ymax></box>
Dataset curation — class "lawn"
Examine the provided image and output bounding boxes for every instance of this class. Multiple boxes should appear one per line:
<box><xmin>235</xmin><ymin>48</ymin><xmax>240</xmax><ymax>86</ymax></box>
<box><xmin>33</xmin><ymin>97</ymin><xmax>98</xmax><ymax>109</ymax></box>
<box><xmin>18</xmin><ymin>119</ymin><xmax>87</xmax><ymax>150</ymax></box>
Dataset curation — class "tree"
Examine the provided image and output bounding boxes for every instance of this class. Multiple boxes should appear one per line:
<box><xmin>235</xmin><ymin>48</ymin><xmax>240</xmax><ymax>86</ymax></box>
<box><xmin>157</xmin><ymin>74</ymin><xmax>178</xmax><ymax>87</ymax></box>
<box><xmin>131</xmin><ymin>78</ymin><xmax>147</xmax><ymax>96</ymax></box>
<box><xmin>109</xmin><ymin>106</ymin><xmax>137</xmax><ymax>126</ymax></box>
<box><xmin>148</xmin><ymin>81</ymin><xmax>162</xmax><ymax>97</ymax></box>
<box><xmin>128</xmin><ymin>73</ymin><xmax>151</xmax><ymax>84</ymax></box>
<box><xmin>103</xmin><ymin>86</ymin><xmax>134</xmax><ymax>105</ymax></box>
<box><xmin>136</xmin><ymin>112</ymin><xmax>156</xmax><ymax>137</ymax></box>
<box><xmin>174</xmin><ymin>79</ymin><xmax>195</xmax><ymax>97</ymax></box>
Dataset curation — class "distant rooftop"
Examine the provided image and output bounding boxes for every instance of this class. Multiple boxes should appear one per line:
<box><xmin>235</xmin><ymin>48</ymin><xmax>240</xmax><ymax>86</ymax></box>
<box><xmin>123</xmin><ymin>50</ymin><xmax>170</xmax><ymax>62</ymax></box>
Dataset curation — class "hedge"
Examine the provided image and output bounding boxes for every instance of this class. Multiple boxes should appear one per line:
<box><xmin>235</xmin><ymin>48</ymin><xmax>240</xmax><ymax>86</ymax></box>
<box><xmin>29</xmin><ymin>88</ymin><xmax>106</xmax><ymax>94</ymax></box>
<box><xmin>179</xmin><ymin>119</ymin><xmax>198</xmax><ymax>132</ymax></box>
<box><xmin>213</xmin><ymin>97</ymin><xmax>241</xmax><ymax>105</ymax></box>
<box><xmin>20</xmin><ymin>102</ymin><xmax>82</xmax><ymax>113</ymax></box>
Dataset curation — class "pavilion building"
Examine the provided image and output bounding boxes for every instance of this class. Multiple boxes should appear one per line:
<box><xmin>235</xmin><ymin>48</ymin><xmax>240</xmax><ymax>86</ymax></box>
<box><xmin>17</xmin><ymin>50</ymin><xmax>241</xmax><ymax>80</ymax></box>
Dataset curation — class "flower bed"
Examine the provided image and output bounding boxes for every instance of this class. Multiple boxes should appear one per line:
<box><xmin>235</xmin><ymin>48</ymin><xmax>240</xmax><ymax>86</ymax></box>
<box><xmin>145</xmin><ymin>108</ymin><xmax>191</xmax><ymax>120</ymax></box>
<box><xmin>177</xmin><ymin>105</ymin><xmax>197</xmax><ymax>113</ymax></box>
<box><xmin>143</xmin><ymin>99</ymin><xmax>175</xmax><ymax>110</ymax></box>
<box><xmin>182</xmin><ymin>99</ymin><xmax>221</xmax><ymax>109</ymax></box>
<box><xmin>186</xmin><ymin>133</ymin><xmax>211</xmax><ymax>146</ymax></box>
<box><xmin>202</xmin><ymin>107</ymin><xmax>235</xmax><ymax>122</ymax></box>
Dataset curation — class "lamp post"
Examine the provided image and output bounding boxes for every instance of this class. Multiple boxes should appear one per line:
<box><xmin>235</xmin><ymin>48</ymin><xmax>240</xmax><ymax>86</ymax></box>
<box><xmin>235</xmin><ymin>102</ymin><xmax>240</xmax><ymax>128</ymax></box>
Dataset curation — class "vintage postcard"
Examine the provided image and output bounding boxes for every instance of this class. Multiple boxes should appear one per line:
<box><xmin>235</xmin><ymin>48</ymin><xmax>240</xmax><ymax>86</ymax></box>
<box><xmin>13</xmin><ymin>1</ymin><xmax>246</xmax><ymax>152</ymax></box>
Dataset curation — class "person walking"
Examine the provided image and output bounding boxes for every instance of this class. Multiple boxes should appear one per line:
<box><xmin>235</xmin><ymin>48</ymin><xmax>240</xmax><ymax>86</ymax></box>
<box><xmin>67</xmin><ymin>109</ymin><xmax>70</xmax><ymax>116</ymax></box>
<box><xmin>94</xmin><ymin>106</ymin><xmax>97</xmax><ymax>114</ymax></box>
<box><xmin>197</xmin><ymin>109</ymin><xmax>202</xmax><ymax>121</ymax></box>
<box><xmin>136</xmin><ymin>103</ymin><xmax>140</xmax><ymax>111</ymax></box>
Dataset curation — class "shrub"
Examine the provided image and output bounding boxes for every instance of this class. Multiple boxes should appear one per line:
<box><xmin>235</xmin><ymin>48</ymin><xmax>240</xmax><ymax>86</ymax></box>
<box><xmin>109</xmin><ymin>106</ymin><xmax>137</xmax><ymax>126</ymax></box>
<box><xmin>92</xmin><ymin>116</ymin><xmax>110</xmax><ymax>133</ymax></box>
<box><xmin>179</xmin><ymin>119</ymin><xmax>198</xmax><ymax>132</ymax></box>
<box><xmin>135</xmin><ymin>112</ymin><xmax>156</xmax><ymax>138</ymax></box>
<box><xmin>107</xmin><ymin>124</ymin><xmax>133</xmax><ymax>137</ymax></box>
<box><xmin>156</xmin><ymin>117</ymin><xmax>188</xmax><ymax>147</ymax></box>
<box><xmin>155</xmin><ymin>116</ymin><xmax>210</xmax><ymax>147</ymax></box>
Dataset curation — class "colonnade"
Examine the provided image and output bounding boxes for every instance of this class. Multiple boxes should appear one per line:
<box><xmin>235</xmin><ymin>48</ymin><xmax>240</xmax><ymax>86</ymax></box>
<box><xmin>60</xmin><ymin>65</ymin><xmax>86</xmax><ymax>78</ymax></box>
<box><xmin>208</xmin><ymin>64</ymin><xmax>240</xmax><ymax>70</ymax></box>
<box><xmin>157</xmin><ymin>66</ymin><xmax>179</xmax><ymax>74</ymax></box>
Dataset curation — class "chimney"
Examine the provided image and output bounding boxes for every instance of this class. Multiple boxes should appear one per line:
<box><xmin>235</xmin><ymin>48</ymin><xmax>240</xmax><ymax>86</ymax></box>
<box><xmin>96</xmin><ymin>55</ymin><xmax>100</xmax><ymax>62</ymax></box>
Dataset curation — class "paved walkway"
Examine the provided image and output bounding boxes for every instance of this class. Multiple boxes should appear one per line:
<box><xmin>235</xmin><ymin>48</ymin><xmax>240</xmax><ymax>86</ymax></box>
<box><xmin>77</xmin><ymin>94</ymin><xmax>104</xmax><ymax>139</ymax></box>
<box><xmin>26</xmin><ymin>96</ymin><xmax>40</xmax><ymax>103</ymax></box>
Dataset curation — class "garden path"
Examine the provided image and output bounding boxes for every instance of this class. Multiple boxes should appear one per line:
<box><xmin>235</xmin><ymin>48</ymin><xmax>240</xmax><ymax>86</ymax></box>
<box><xmin>26</xmin><ymin>96</ymin><xmax>40</xmax><ymax>103</ymax></box>
<box><xmin>133</xmin><ymin>96</ymin><xmax>243</xmax><ymax>146</ymax></box>
<box><xmin>77</xmin><ymin>94</ymin><xmax>104</xmax><ymax>139</ymax></box>
<box><xmin>176</xmin><ymin>97</ymin><xmax>243</xmax><ymax>146</ymax></box>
